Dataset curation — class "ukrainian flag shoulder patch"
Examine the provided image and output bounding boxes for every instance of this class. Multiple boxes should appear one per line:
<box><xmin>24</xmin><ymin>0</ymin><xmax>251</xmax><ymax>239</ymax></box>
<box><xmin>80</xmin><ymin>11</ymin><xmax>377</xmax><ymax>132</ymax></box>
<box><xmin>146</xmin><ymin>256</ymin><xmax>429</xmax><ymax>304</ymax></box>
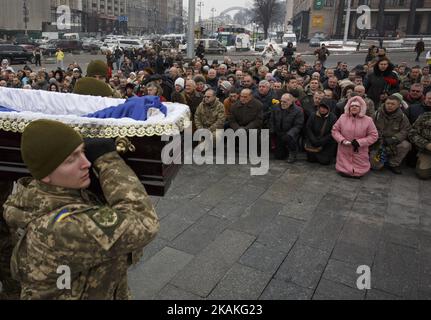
<box><xmin>53</xmin><ymin>208</ymin><xmax>74</xmax><ymax>223</ymax></box>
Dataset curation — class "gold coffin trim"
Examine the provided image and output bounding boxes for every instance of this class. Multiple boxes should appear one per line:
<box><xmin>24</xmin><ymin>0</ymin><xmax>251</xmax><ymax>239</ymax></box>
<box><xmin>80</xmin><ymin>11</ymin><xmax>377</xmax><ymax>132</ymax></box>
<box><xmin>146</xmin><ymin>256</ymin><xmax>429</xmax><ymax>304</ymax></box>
<box><xmin>0</xmin><ymin>115</ymin><xmax>190</xmax><ymax>138</ymax></box>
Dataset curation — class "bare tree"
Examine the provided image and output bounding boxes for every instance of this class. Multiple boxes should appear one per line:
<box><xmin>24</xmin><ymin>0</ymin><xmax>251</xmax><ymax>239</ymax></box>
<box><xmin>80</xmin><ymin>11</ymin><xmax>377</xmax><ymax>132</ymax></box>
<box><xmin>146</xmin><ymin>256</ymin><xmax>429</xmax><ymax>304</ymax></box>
<box><xmin>233</xmin><ymin>9</ymin><xmax>254</xmax><ymax>26</ymax></box>
<box><xmin>253</xmin><ymin>0</ymin><xmax>278</xmax><ymax>39</ymax></box>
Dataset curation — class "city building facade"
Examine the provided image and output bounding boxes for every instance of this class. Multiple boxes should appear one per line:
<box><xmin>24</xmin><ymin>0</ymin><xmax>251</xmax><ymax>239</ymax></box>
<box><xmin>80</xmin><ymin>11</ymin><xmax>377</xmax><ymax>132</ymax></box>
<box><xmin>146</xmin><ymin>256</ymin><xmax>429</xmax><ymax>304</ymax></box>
<box><xmin>292</xmin><ymin>0</ymin><xmax>431</xmax><ymax>41</ymax></box>
<box><xmin>0</xmin><ymin>0</ymin><xmax>182</xmax><ymax>38</ymax></box>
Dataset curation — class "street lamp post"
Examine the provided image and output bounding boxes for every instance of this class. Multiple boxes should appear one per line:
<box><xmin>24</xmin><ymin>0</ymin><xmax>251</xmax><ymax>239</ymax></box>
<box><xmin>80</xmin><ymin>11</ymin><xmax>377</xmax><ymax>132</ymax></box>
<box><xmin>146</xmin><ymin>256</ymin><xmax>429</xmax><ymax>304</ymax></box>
<box><xmin>197</xmin><ymin>1</ymin><xmax>204</xmax><ymax>27</ymax></box>
<box><xmin>343</xmin><ymin>0</ymin><xmax>352</xmax><ymax>46</ymax></box>
<box><xmin>211</xmin><ymin>8</ymin><xmax>216</xmax><ymax>34</ymax></box>
<box><xmin>23</xmin><ymin>0</ymin><xmax>29</xmax><ymax>36</ymax></box>
<box><xmin>186</xmin><ymin>0</ymin><xmax>196</xmax><ymax>59</ymax></box>
<box><xmin>252</xmin><ymin>22</ymin><xmax>256</xmax><ymax>49</ymax></box>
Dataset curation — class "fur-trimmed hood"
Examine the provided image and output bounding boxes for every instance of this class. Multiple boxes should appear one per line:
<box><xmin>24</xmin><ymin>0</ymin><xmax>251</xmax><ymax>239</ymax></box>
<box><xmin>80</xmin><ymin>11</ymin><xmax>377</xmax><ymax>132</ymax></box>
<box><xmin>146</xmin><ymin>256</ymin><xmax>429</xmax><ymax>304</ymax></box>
<box><xmin>344</xmin><ymin>96</ymin><xmax>368</xmax><ymax>117</ymax></box>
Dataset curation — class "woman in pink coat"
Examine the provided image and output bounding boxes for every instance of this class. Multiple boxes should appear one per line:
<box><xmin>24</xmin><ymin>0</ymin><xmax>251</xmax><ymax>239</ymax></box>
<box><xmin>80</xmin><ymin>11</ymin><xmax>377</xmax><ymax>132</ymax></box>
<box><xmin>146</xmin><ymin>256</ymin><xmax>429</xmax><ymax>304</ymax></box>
<box><xmin>332</xmin><ymin>96</ymin><xmax>378</xmax><ymax>178</ymax></box>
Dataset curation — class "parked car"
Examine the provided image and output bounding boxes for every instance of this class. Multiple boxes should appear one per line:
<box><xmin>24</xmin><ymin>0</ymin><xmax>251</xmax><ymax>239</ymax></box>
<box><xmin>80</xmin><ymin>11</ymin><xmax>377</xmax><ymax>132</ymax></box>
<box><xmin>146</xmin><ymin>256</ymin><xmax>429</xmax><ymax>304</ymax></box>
<box><xmin>19</xmin><ymin>44</ymin><xmax>37</xmax><ymax>52</ymax></box>
<box><xmin>197</xmin><ymin>39</ymin><xmax>227</xmax><ymax>55</ymax></box>
<box><xmin>0</xmin><ymin>44</ymin><xmax>35</xmax><ymax>65</ymax></box>
<box><xmin>254</xmin><ymin>40</ymin><xmax>267</xmax><ymax>52</ymax></box>
<box><xmin>55</xmin><ymin>40</ymin><xmax>83</xmax><ymax>52</ymax></box>
<box><xmin>40</xmin><ymin>39</ymin><xmax>82</xmax><ymax>55</ymax></box>
<box><xmin>309</xmin><ymin>36</ymin><xmax>322</xmax><ymax>47</ymax></box>
<box><xmin>82</xmin><ymin>39</ymin><xmax>102</xmax><ymax>52</ymax></box>
<box><xmin>100</xmin><ymin>41</ymin><xmax>120</xmax><ymax>54</ymax></box>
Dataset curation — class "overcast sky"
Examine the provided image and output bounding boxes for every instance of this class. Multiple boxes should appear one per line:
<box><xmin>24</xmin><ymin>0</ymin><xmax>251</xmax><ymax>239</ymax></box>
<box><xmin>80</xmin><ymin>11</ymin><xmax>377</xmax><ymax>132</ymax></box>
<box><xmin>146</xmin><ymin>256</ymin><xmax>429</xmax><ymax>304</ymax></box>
<box><xmin>183</xmin><ymin>0</ymin><xmax>252</xmax><ymax>20</ymax></box>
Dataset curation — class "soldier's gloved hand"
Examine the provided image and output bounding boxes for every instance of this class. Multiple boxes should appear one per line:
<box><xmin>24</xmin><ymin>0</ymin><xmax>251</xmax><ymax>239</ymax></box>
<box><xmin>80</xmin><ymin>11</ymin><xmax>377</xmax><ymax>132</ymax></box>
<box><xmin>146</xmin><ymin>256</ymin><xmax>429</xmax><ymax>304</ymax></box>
<box><xmin>84</xmin><ymin>138</ymin><xmax>116</xmax><ymax>163</ymax></box>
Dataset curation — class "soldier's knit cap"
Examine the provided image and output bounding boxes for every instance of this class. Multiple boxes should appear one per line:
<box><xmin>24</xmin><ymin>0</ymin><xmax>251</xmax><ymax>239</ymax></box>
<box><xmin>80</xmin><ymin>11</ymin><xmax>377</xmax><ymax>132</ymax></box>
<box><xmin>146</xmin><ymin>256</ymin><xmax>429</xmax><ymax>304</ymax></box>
<box><xmin>73</xmin><ymin>77</ymin><xmax>113</xmax><ymax>97</ymax></box>
<box><xmin>21</xmin><ymin>119</ymin><xmax>83</xmax><ymax>180</ymax></box>
<box><xmin>86</xmin><ymin>60</ymin><xmax>108</xmax><ymax>78</ymax></box>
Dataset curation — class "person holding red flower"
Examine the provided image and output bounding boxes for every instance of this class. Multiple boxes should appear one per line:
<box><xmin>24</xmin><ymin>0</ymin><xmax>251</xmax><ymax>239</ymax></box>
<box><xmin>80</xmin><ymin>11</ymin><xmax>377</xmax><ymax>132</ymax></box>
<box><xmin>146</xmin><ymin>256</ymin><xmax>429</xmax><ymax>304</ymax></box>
<box><xmin>365</xmin><ymin>58</ymin><xmax>400</xmax><ymax>107</ymax></box>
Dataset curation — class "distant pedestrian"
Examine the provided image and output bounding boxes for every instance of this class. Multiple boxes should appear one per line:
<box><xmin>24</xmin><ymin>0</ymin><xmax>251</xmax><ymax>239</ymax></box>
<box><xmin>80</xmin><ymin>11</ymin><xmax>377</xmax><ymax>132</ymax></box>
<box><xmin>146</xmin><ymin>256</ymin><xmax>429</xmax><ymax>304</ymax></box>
<box><xmin>196</xmin><ymin>41</ymin><xmax>205</xmax><ymax>59</ymax></box>
<box><xmin>55</xmin><ymin>48</ymin><xmax>64</xmax><ymax>70</ymax></box>
<box><xmin>34</xmin><ymin>48</ymin><xmax>42</xmax><ymax>67</ymax></box>
<box><xmin>415</xmin><ymin>38</ymin><xmax>425</xmax><ymax>62</ymax></box>
<box><xmin>314</xmin><ymin>44</ymin><xmax>330</xmax><ymax>66</ymax></box>
<box><xmin>356</xmin><ymin>35</ymin><xmax>363</xmax><ymax>51</ymax></box>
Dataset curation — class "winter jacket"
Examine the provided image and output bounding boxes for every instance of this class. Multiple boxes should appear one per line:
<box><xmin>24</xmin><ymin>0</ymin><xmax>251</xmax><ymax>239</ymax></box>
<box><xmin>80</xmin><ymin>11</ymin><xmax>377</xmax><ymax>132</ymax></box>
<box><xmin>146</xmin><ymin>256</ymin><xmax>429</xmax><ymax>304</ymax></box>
<box><xmin>365</xmin><ymin>62</ymin><xmax>400</xmax><ymax>106</ymax></box>
<box><xmin>269</xmin><ymin>103</ymin><xmax>304</xmax><ymax>141</ymax></box>
<box><xmin>306</xmin><ymin>109</ymin><xmax>338</xmax><ymax>149</ymax></box>
<box><xmin>373</xmin><ymin>106</ymin><xmax>411</xmax><ymax>147</ymax></box>
<box><xmin>228</xmin><ymin>98</ymin><xmax>263</xmax><ymax>130</ymax></box>
<box><xmin>405</xmin><ymin>102</ymin><xmax>431</xmax><ymax>124</ymax></box>
<box><xmin>332</xmin><ymin>96</ymin><xmax>379</xmax><ymax>177</ymax></box>
<box><xmin>3</xmin><ymin>152</ymin><xmax>159</xmax><ymax>299</ymax></box>
<box><xmin>254</xmin><ymin>90</ymin><xmax>276</xmax><ymax>128</ymax></box>
<box><xmin>185</xmin><ymin>91</ymin><xmax>203</xmax><ymax>120</ymax></box>
<box><xmin>408</xmin><ymin>111</ymin><xmax>431</xmax><ymax>152</ymax></box>
<box><xmin>194</xmin><ymin>98</ymin><xmax>226</xmax><ymax>134</ymax></box>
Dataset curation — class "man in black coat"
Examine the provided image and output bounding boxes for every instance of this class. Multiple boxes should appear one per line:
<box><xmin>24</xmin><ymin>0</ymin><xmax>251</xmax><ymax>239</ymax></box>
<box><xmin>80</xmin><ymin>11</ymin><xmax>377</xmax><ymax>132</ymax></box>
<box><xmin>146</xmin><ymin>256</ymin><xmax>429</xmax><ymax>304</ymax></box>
<box><xmin>228</xmin><ymin>89</ymin><xmax>263</xmax><ymax>131</ymax></box>
<box><xmin>269</xmin><ymin>93</ymin><xmax>304</xmax><ymax>163</ymax></box>
<box><xmin>254</xmin><ymin>80</ymin><xmax>276</xmax><ymax>129</ymax></box>
<box><xmin>405</xmin><ymin>91</ymin><xmax>431</xmax><ymax>124</ymax></box>
<box><xmin>305</xmin><ymin>100</ymin><xmax>337</xmax><ymax>165</ymax></box>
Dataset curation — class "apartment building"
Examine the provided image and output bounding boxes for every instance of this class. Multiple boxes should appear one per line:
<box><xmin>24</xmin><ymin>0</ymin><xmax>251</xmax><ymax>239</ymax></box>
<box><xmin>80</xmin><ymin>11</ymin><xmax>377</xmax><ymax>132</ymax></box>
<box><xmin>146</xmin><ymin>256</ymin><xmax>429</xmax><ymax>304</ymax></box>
<box><xmin>292</xmin><ymin>0</ymin><xmax>431</xmax><ymax>40</ymax></box>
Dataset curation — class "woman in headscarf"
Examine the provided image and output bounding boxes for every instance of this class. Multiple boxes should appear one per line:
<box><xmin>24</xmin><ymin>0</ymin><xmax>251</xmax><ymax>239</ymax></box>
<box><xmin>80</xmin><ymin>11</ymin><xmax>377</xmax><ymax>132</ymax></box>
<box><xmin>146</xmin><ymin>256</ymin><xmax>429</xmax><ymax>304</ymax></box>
<box><xmin>332</xmin><ymin>96</ymin><xmax>378</xmax><ymax>178</ymax></box>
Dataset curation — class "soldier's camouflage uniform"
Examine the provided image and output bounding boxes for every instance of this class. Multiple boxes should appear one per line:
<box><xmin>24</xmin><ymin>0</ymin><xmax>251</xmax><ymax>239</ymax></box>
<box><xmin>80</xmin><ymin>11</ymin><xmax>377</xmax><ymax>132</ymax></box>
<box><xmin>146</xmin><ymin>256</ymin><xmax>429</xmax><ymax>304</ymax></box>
<box><xmin>194</xmin><ymin>99</ymin><xmax>226</xmax><ymax>135</ymax></box>
<box><xmin>408</xmin><ymin>111</ymin><xmax>431</xmax><ymax>179</ymax></box>
<box><xmin>0</xmin><ymin>182</ymin><xmax>21</xmax><ymax>300</ymax></box>
<box><xmin>2</xmin><ymin>152</ymin><xmax>159</xmax><ymax>299</ymax></box>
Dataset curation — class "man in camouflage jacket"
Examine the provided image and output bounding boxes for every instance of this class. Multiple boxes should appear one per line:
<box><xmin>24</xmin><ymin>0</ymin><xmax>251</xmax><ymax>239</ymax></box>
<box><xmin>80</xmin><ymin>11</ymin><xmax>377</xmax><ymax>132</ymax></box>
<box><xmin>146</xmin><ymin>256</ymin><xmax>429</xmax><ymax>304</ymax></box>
<box><xmin>371</xmin><ymin>95</ymin><xmax>411</xmax><ymax>174</ymax></box>
<box><xmin>408</xmin><ymin>111</ymin><xmax>431</xmax><ymax>179</ymax></box>
<box><xmin>3</xmin><ymin>120</ymin><xmax>159</xmax><ymax>299</ymax></box>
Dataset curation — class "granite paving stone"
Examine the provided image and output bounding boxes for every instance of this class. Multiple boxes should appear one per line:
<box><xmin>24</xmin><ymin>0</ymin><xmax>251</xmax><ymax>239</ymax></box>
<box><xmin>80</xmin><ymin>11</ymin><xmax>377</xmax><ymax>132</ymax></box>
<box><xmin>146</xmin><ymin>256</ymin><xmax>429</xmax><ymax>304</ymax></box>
<box><xmin>365</xmin><ymin>289</ymin><xmax>402</xmax><ymax>300</ymax></box>
<box><xmin>229</xmin><ymin>199</ymin><xmax>284</xmax><ymax>236</ymax></box>
<box><xmin>170</xmin><ymin>229</ymin><xmax>255</xmax><ymax>297</ymax></box>
<box><xmin>322</xmin><ymin>259</ymin><xmax>362</xmax><ymax>289</ymax></box>
<box><xmin>154</xmin><ymin>284</ymin><xmax>203</xmax><ymax>300</ymax></box>
<box><xmin>298</xmin><ymin>212</ymin><xmax>347</xmax><ymax>251</ymax></box>
<box><xmin>170</xmin><ymin>215</ymin><xmax>231</xmax><ymax>255</ymax></box>
<box><xmin>381</xmin><ymin>223</ymin><xmax>419</xmax><ymax>249</ymax></box>
<box><xmin>274</xmin><ymin>244</ymin><xmax>330</xmax><ymax>289</ymax></box>
<box><xmin>312</xmin><ymin>279</ymin><xmax>365</xmax><ymax>300</ymax></box>
<box><xmin>239</xmin><ymin>241</ymin><xmax>287</xmax><ymax>274</ymax></box>
<box><xmin>257</xmin><ymin>215</ymin><xmax>304</xmax><ymax>253</ymax></box>
<box><xmin>208</xmin><ymin>263</ymin><xmax>272</xmax><ymax>300</ymax></box>
<box><xmin>208</xmin><ymin>202</ymin><xmax>245</xmax><ymax>221</ymax></box>
<box><xmin>372</xmin><ymin>241</ymin><xmax>419</xmax><ymax>299</ymax></box>
<box><xmin>129</xmin><ymin>247</ymin><xmax>194</xmax><ymax>300</ymax></box>
<box><xmin>259</xmin><ymin>278</ymin><xmax>313</xmax><ymax>300</ymax></box>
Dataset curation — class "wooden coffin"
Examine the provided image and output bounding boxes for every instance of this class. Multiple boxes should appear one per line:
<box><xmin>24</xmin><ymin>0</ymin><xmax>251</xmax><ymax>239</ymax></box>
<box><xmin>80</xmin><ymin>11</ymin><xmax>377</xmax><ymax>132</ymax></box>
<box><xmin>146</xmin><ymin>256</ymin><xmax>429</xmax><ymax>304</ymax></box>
<box><xmin>0</xmin><ymin>88</ymin><xmax>190</xmax><ymax>197</ymax></box>
<box><xmin>0</xmin><ymin>131</ymin><xmax>182</xmax><ymax>197</ymax></box>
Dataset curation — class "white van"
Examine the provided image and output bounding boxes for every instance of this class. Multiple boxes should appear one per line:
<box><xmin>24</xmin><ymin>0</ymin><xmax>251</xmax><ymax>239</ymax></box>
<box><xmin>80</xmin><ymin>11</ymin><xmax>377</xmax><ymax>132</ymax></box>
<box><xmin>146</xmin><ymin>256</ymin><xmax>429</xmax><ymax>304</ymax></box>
<box><xmin>117</xmin><ymin>39</ymin><xmax>143</xmax><ymax>50</ymax></box>
<box><xmin>63</xmin><ymin>33</ymin><xmax>80</xmax><ymax>40</ymax></box>
<box><xmin>235</xmin><ymin>34</ymin><xmax>251</xmax><ymax>51</ymax></box>
<box><xmin>282</xmin><ymin>33</ymin><xmax>297</xmax><ymax>49</ymax></box>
